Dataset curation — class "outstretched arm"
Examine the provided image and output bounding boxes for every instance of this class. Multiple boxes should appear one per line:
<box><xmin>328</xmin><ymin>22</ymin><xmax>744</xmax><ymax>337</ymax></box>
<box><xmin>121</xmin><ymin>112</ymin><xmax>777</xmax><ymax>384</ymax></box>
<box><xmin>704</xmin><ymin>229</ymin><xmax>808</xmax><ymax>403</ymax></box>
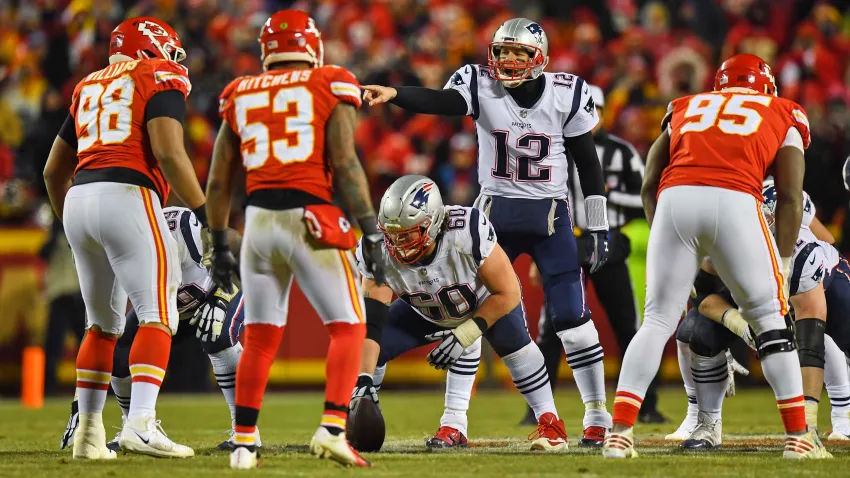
<box><xmin>362</xmin><ymin>85</ymin><xmax>469</xmax><ymax>116</ymax></box>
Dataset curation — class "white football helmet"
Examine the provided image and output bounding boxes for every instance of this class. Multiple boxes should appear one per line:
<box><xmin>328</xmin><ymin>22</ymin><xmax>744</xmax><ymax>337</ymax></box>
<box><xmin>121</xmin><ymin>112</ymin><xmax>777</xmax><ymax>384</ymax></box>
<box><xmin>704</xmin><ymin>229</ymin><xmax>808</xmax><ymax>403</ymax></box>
<box><xmin>488</xmin><ymin>18</ymin><xmax>549</xmax><ymax>88</ymax></box>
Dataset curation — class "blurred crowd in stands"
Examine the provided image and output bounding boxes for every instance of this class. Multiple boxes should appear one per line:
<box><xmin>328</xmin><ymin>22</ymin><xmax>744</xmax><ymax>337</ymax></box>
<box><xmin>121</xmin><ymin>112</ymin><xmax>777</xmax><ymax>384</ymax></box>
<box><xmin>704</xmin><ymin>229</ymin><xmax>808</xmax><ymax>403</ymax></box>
<box><xmin>1</xmin><ymin>0</ymin><xmax>850</xmax><ymax>248</ymax></box>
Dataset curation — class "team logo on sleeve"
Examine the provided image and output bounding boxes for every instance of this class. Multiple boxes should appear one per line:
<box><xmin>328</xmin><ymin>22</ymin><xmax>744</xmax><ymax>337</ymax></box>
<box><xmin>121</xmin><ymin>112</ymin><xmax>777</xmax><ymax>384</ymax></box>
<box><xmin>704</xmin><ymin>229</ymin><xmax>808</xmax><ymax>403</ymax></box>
<box><xmin>409</xmin><ymin>183</ymin><xmax>434</xmax><ymax>211</ymax></box>
<box><xmin>584</xmin><ymin>96</ymin><xmax>596</xmax><ymax>114</ymax></box>
<box><xmin>450</xmin><ymin>71</ymin><xmax>465</xmax><ymax>86</ymax></box>
<box><xmin>525</xmin><ymin>23</ymin><xmax>544</xmax><ymax>45</ymax></box>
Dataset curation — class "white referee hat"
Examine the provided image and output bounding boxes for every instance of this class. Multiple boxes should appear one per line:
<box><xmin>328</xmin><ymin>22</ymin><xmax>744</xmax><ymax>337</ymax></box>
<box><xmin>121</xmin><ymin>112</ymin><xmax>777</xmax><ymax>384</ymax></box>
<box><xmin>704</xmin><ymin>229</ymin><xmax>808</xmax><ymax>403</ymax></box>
<box><xmin>588</xmin><ymin>85</ymin><xmax>605</xmax><ymax>109</ymax></box>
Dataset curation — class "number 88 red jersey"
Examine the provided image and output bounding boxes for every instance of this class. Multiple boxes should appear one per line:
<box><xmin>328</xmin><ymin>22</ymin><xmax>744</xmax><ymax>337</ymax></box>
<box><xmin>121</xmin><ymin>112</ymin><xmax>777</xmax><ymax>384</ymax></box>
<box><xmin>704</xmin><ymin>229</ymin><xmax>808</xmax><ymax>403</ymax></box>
<box><xmin>217</xmin><ymin>65</ymin><xmax>362</xmax><ymax>201</ymax></box>
<box><xmin>659</xmin><ymin>90</ymin><xmax>811</xmax><ymax>201</ymax></box>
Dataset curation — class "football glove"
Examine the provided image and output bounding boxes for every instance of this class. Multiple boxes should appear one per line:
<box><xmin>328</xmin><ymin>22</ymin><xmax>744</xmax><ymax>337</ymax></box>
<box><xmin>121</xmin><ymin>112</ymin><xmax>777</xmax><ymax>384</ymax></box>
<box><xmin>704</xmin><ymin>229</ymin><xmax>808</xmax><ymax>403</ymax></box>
<box><xmin>358</xmin><ymin>216</ymin><xmax>387</xmax><ymax>285</ymax></box>
<box><xmin>349</xmin><ymin>374</ymin><xmax>380</xmax><ymax>411</ymax></box>
<box><xmin>585</xmin><ymin>230</ymin><xmax>609</xmax><ymax>274</ymax></box>
<box><xmin>425</xmin><ymin>319</ymin><xmax>486</xmax><ymax>370</ymax></box>
<box><xmin>190</xmin><ymin>287</ymin><xmax>235</xmax><ymax>343</ymax></box>
<box><xmin>205</xmin><ymin>229</ymin><xmax>238</xmax><ymax>293</ymax></box>
<box><xmin>725</xmin><ymin>350</ymin><xmax>750</xmax><ymax>397</ymax></box>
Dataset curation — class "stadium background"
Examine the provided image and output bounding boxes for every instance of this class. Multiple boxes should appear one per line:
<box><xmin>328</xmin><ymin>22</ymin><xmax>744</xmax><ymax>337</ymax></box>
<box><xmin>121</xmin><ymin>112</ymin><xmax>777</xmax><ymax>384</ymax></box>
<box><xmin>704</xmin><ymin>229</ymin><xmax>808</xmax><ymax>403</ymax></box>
<box><xmin>0</xmin><ymin>0</ymin><xmax>849</xmax><ymax>398</ymax></box>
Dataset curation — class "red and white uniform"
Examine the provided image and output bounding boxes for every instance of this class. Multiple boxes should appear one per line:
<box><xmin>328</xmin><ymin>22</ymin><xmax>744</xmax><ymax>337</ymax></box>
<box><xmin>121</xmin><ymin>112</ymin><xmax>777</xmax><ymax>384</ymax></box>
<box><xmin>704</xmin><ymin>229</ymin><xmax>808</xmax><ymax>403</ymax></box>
<box><xmin>218</xmin><ymin>65</ymin><xmax>364</xmax><ymax>327</ymax></box>
<box><xmin>647</xmin><ymin>89</ymin><xmax>810</xmax><ymax>336</ymax></box>
<box><xmin>63</xmin><ymin>59</ymin><xmax>191</xmax><ymax>334</ymax></box>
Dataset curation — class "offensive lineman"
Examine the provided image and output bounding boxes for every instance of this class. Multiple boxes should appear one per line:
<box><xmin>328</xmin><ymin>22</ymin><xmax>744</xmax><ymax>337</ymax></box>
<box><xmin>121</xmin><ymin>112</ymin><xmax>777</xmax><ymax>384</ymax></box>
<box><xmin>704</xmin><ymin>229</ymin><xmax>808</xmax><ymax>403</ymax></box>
<box><xmin>43</xmin><ymin>17</ymin><xmax>204</xmax><ymax>459</ymax></box>
<box><xmin>203</xmin><ymin>10</ymin><xmax>382</xmax><ymax>469</ymax></box>
<box><xmin>362</xmin><ymin>18</ymin><xmax>613</xmax><ymax>445</ymax></box>
<box><xmin>603</xmin><ymin>53</ymin><xmax>829</xmax><ymax>459</ymax></box>
<box><xmin>351</xmin><ymin>175</ymin><xmax>569</xmax><ymax>451</ymax></box>
<box><xmin>60</xmin><ymin>207</ymin><xmax>256</xmax><ymax>452</ymax></box>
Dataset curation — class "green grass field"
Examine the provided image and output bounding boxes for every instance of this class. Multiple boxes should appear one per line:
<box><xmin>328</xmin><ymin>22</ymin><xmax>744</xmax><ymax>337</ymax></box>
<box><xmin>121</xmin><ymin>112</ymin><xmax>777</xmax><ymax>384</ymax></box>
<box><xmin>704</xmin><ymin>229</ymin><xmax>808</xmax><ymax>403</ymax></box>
<box><xmin>0</xmin><ymin>387</ymin><xmax>847</xmax><ymax>477</ymax></box>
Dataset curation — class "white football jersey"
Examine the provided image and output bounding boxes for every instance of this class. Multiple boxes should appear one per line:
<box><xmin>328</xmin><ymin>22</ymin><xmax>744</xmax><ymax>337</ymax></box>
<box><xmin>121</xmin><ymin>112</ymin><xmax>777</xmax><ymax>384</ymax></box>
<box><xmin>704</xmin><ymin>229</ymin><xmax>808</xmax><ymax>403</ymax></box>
<box><xmin>162</xmin><ymin>206</ymin><xmax>214</xmax><ymax>319</ymax></box>
<box><xmin>801</xmin><ymin>190</ymin><xmax>815</xmax><ymax>228</ymax></box>
<box><xmin>355</xmin><ymin>206</ymin><xmax>497</xmax><ymax>328</ymax></box>
<box><xmin>791</xmin><ymin>226</ymin><xmax>835</xmax><ymax>295</ymax></box>
<box><xmin>444</xmin><ymin>64</ymin><xmax>599</xmax><ymax>200</ymax></box>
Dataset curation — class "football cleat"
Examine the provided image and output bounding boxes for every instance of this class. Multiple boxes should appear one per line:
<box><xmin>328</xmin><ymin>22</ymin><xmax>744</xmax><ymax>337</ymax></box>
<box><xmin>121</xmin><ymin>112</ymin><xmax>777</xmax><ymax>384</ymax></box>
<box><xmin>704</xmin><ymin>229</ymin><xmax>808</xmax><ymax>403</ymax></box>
<box><xmin>827</xmin><ymin>429</ymin><xmax>850</xmax><ymax>441</ymax></box>
<box><xmin>309</xmin><ymin>426</ymin><xmax>371</xmax><ymax>467</ymax></box>
<box><xmin>230</xmin><ymin>446</ymin><xmax>259</xmax><ymax>470</ymax></box>
<box><xmin>829</xmin><ymin>407</ymin><xmax>850</xmax><ymax>441</ymax></box>
<box><xmin>60</xmin><ymin>400</ymin><xmax>80</xmax><ymax>450</ymax></box>
<box><xmin>680</xmin><ymin>412</ymin><xmax>722</xmax><ymax>450</ymax></box>
<box><xmin>783</xmin><ymin>430</ymin><xmax>833</xmax><ymax>459</ymax></box>
<box><xmin>426</xmin><ymin>426</ymin><xmax>468</xmax><ymax>450</ymax></box>
<box><xmin>106</xmin><ymin>417</ymin><xmax>126</xmax><ymax>452</ymax></box>
<box><xmin>529</xmin><ymin>412</ymin><xmax>568</xmax><ymax>452</ymax></box>
<box><xmin>602</xmin><ymin>427</ymin><xmax>638</xmax><ymax>459</ymax></box>
<box><xmin>578</xmin><ymin>426</ymin><xmax>606</xmax><ymax>448</ymax></box>
<box><xmin>665</xmin><ymin>411</ymin><xmax>698</xmax><ymax>441</ymax></box>
<box><xmin>218</xmin><ymin>426</ymin><xmax>263</xmax><ymax>451</ymax></box>
<box><xmin>119</xmin><ymin>416</ymin><xmax>194</xmax><ymax>458</ymax></box>
<box><xmin>72</xmin><ymin>413</ymin><xmax>117</xmax><ymax>460</ymax></box>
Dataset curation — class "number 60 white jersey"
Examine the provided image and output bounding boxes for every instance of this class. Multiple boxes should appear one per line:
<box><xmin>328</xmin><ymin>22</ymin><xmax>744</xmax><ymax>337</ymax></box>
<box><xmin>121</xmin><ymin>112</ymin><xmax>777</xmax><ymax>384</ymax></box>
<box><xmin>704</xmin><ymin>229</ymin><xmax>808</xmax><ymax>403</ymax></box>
<box><xmin>162</xmin><ymin>206</ymin><xmax>215</xmax><ymax>319</ymax></box>
<box><xmin>445</xmin><ymin>64</ymin><xmax>599</xmax><ymax>200</ymax></box>
<box><xmin>355</xmin><ymin>206</ymin><xmax>497</xmax><ymax>328</ymax></box>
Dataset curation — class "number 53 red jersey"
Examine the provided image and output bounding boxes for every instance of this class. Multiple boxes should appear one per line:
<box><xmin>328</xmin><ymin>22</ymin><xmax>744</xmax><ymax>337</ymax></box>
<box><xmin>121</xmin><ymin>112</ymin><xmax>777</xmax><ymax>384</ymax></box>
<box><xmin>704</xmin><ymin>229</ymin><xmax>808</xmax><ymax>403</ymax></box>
<box><xmin>218</xmin><ymin>65</ymin><xmax>362</xmax><ymax>201</ymax></box>
<box><xmin>659</xmin><ymin>91</ymin><xmax>810</xmax><ymax>200</ymax></box>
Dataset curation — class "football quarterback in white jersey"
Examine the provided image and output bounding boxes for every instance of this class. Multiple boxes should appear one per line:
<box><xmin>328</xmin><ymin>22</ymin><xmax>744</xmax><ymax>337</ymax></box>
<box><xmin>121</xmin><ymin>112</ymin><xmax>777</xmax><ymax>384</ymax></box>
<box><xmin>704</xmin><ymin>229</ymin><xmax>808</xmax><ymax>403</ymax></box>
<box><xmin>60</xmin><ymin>207</ymin><xmax>257</xmax><ymax>451</ymax></box>
<box><xmin>350</xmin><ymin>175</ymin><xmax>569</xmax><ymax>451</ymax></box>
<box><xmin>361</xmin><ymin>18</ymin><xmax>613</xmax><ymax>445</ymax></box>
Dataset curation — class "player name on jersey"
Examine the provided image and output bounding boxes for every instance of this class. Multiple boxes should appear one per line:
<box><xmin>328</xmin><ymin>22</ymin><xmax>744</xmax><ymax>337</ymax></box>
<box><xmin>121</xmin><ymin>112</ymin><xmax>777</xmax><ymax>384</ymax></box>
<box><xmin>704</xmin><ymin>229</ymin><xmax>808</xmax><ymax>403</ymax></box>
<box><xmin>232</xmin><ymin>69</ymin><xmax>313</xmax><ymax>93</ymax></box>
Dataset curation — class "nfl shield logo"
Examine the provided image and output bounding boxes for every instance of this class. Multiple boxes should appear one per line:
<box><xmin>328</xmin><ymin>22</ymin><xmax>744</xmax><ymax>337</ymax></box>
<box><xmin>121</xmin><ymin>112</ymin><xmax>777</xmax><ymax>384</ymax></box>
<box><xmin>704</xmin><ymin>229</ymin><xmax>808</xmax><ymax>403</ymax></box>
<box><xmin>520</xmin><ymin>110</ymin><xmax>528</xmax><ymax>118</ymax></box>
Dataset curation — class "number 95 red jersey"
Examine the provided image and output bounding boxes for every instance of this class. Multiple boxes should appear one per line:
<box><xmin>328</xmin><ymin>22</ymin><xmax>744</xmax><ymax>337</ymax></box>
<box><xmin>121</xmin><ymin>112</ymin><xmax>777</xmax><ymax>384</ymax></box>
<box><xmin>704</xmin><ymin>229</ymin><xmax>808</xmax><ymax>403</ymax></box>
<box><xmin>659</xmin><ymin>91</ymin><xmax>810</xmax><ymax>200</ymax></box>
<box><xmin>218</xmin><ymin>65</ymin><xmax>362</xmax><ymax>201</ymax></box>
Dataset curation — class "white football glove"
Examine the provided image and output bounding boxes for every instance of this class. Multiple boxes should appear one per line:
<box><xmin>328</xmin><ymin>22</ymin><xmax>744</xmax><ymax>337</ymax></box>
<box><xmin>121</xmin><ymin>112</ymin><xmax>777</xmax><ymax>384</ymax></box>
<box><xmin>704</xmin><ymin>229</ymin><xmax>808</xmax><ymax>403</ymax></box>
<box><xmin>190</xmin><ymin>287</ymin><xmax>234</xmax><ymax>343</ymax></box>
<box><xmin>725</xmin><ymin>350</ymin><xmax>750</xmax><ymax>397</ymax></box>
<box><xmin>349</xmin><ymin>374</ymin><xmax>380</xmax><ymax>411</ymax></box>
<box><xmin>425</xmin><ymin>319</ymin><xmax>485</xmax><ymax>370</ymax></box>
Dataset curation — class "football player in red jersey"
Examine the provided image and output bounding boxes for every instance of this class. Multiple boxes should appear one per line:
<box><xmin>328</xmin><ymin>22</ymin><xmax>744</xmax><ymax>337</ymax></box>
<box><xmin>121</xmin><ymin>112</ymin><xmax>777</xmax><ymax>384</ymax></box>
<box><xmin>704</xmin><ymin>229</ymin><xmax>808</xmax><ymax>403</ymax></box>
<box><xmin>603</xmin><ymin>54</ymin><xmax>830</xmax><ymax>459</ymax></box>
<box><xmin>43</xmin><ymin>17</ymin><xmax>205</xmax><ymax>459</ymax></box>
<box><xmin>203</xmin><ymin>10</ymin><xmax>381</xmax><ymax>469</ymax></box>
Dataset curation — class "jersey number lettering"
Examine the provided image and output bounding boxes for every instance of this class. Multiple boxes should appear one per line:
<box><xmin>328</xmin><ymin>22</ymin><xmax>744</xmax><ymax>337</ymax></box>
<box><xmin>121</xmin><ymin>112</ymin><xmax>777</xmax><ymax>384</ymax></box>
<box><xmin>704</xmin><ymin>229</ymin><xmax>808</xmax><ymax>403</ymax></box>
<box><xmin>447</xmin><ymin>208</ymin><xmax>467</xmax><ymax>230</ymax></box>
<box><xmin>491</xmin><ymin>131</ymin><xmax>552</xmax><ymax>182</ymax></box>
<box><xmin>400</xmin><ymin>284</ymin><xmax>477</xmax><ymax>321</ymax></box>
<box><xmin>234</xmin><ymin>86</ymin><xmax>315</xmax><ymax>169</ymax></box>
<box><xmin>76</xmin><ymin>76</ymin><xmax>135</xmax><ymax>152</ymax></box>
<box><xmin>680</xmin><ymin>93</ymin><xmax>772</xmax><ymax>136</ymax></box>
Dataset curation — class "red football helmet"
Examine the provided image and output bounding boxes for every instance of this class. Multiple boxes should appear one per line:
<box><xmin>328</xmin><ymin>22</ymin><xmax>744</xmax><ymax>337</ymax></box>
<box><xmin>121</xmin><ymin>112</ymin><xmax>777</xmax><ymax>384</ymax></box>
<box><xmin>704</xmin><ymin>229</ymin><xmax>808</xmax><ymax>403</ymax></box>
<box><xmin>714</xmin><ymin>53</ymin><xmax>776</xmax><ymax>96</ymax></box>
<box><xmin>258</xmin><ymin>10</ymin><xmax>323</xmax><ymax>70</ymax></box>
<box><xmin>109</xmin><ymin>17</ymin><xmax>186</xmax><ymax>63</ymax></box>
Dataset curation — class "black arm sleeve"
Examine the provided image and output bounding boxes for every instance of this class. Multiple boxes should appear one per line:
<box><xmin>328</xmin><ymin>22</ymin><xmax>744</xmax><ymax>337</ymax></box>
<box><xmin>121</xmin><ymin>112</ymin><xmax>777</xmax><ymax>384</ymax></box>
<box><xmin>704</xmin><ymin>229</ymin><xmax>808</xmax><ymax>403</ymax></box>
<box><xmin>57</xmin><ymin>114</ymin><xmax>77</xmax><ymax>148</ymax></box>
<box><xmin>389</xmin><ymin>87</ymin><xmax>468</xmax><ymax>116</ymax></box>
<box><xmin>145</xmin><ymin>90</ymin><xmax>187</xmax><ymax>124</ymax></box>
<box><xmin>565</xmin><ymin>131</ymin><xmax>605</xmax><ymax>197</ymax></box>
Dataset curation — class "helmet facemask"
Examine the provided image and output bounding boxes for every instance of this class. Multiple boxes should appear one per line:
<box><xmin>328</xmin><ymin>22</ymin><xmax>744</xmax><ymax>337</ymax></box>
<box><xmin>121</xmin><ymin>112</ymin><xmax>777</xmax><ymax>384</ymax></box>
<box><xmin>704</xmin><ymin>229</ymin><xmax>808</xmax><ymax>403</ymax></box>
<box><xmin>488</xmin><ymin>42</ymin><xmax>547</xmax><ymax>88</ymax></box>
<box><xmin>380</xmin><ymin>218</ymin><xmax>437</xmax><ymax>265</ymax></box>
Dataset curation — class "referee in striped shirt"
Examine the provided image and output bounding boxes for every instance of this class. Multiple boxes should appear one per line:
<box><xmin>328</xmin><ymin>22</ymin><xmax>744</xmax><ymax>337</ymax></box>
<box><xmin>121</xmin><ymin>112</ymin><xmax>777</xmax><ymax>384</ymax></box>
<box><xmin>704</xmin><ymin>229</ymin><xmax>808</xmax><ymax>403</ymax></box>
<box><xmin>520</xmin><ymin>86</ymin><xmax>667</xmax><ymax>425</ymax></box>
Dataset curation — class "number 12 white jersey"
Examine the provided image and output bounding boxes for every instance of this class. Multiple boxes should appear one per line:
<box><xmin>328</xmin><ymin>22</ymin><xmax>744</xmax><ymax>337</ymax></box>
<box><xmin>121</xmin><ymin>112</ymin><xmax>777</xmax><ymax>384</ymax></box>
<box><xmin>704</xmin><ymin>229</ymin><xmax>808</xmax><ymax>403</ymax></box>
<box><xmin>445</xmin><ymin>64</ymin><xmax>599</xmax><ymax>199</ymax></box>
<box><xmin>355</xmin><ymin>206</ymin><xmax>497</xmax><ymax>328</ymax></box>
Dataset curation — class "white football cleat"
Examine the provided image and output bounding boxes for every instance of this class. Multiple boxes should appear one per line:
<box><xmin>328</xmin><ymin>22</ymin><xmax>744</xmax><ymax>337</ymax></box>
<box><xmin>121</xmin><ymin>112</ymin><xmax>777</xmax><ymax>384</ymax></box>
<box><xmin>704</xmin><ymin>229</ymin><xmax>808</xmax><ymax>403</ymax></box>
<box><xmin>829</xmin><ymin>406</ymin><xmax>850</xmax><ymax>441</ymax></box>
<box><xmin>230</xmin><ymin>446</ymin><xmax>258</xmax><ymax>470</ymax></box>
<box><xmin>309</xmin><ymin>427</ymin><xmax>371</xmax><ymax>467</ymax></box>
<box><xmin>602</xmin><ymin>427</ymin><xmax>638</xmax><ymax>459</ymax></box>
<box><xmin>119</xmin><ymin>416</ymin><xmax>194</xmax><ymax>458</ymax></box>
<box><xmin>61</xmin><ymin>400</ymin><xmax>80</xmax><ymax>450</ymax></box>
<box><xmin>784</xmin><ymin>430</ymin><xmax>833</xmax><ymax>459</ymax></box>
<box><xmin>827</xmin><ymin>429</ymin><xmax>850</xmax><ymax>441</ymax></box>
<box><xmin>680</xmin><ymin>412</ymin><xmax>722</xmax><ymax>450</ymax></box>
<box><xmin>665</xmin><ymin>408</ymin><xmax>698</xmax><ymax>441</ymax></box>
<box><xmin>72</xmin><ymin>413</ymin><xmax>117</xmax><ymax>460</ymax></box>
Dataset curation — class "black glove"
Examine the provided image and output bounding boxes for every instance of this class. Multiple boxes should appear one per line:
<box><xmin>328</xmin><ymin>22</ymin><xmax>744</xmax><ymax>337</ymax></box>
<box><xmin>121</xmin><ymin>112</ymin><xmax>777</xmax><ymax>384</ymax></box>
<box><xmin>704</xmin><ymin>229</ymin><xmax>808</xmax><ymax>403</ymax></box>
<box><xmin>358</xmin><ymin>216</ymin><xmax>386</xmax><ymax>285</ymax></box>
<box><xmin>207</xmin><ymin>229</ymin><xmax>237</xmax><ymax>293</ymax></box>
<box><xmin>349</xmin><ymin>373</ymin><xmax>380</xmax><ymax>411</ymax></box>
<box><xmin>585</xmin><ymin>230</ymin><xmax>609</xmax><ymax>274</ymax></box>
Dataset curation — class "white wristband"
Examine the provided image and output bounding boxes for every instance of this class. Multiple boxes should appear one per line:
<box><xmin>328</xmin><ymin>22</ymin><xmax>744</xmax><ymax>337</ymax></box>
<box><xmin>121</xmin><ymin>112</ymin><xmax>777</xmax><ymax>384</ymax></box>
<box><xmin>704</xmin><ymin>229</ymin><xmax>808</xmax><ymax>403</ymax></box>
<box><xmin>585</xmin><ymin>195</ymin><xmax>609</xmax><ymax>231</ymax></box>
<box><xmin>453</xmin><ymin>319</ymin><xmax>484</xmax><ymax>349</ymax></box>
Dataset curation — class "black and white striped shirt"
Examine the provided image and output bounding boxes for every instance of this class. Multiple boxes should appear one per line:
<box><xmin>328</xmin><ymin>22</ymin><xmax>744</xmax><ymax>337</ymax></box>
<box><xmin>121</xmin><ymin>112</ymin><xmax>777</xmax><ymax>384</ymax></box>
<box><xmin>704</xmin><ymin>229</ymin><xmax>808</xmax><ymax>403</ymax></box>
<box><xmin>567</xmin><ymin>130</ymin><xmax>645</xmax><ymax>230</ymax></box>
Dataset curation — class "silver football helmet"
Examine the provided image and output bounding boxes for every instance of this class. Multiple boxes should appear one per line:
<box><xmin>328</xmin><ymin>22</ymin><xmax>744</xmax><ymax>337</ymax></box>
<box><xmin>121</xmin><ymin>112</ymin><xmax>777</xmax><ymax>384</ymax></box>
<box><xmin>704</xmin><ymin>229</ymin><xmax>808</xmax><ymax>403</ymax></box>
<box><xmin>378</xmin><ymin>175</ymin><xmax>446</xmax><ymax>264</ymax></box>
<box><xmin>488</xmin><ymin>17</ymin><xmax>549</xmax><ymax>88</ymax></box>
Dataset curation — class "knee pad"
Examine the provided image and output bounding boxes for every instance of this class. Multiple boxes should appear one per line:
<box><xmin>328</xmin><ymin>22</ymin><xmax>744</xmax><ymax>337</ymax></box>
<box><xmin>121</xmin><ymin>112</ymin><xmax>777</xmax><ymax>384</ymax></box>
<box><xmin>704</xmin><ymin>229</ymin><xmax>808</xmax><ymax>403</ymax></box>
<box><xmin>676</xmin><ymin>309</ymin><xmax>698</xmax><ymax>344</ymax></box>
<box><xmin>545</xmin><ymin>272</ymin><xmax>591</xmax><ymax>332</ymax></box>
<box><xmin>795</xmin><ymin>318</ymin><xmax>826</xmax><ymax>369</ymax></box>
<box><xmin>688</xmin><ymin>312</ymin><xmax>736</xmax><ymax>358</ymax></box>
<box><xmin>755</xmin><ymin>327</ymin><xmax>796</xmax><ymax>360</ymax></box>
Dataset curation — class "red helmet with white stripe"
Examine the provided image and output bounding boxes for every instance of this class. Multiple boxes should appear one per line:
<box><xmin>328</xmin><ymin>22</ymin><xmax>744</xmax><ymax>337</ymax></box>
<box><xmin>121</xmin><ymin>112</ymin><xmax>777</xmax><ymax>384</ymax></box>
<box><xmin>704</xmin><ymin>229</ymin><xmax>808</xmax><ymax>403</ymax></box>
<box><xmin>258</xmin><ymin>10</ymin><xmax>323</xmax><ymax>71</ymax></box>
<box><xmin>109</xmin><ymin>17</ymin><xmax>186</xmax><ymax>63</ymax></box>
<box><xmin>714</xmin><ymin>53</ymin><xmax>776</xmax><ymax>96</ymax></box>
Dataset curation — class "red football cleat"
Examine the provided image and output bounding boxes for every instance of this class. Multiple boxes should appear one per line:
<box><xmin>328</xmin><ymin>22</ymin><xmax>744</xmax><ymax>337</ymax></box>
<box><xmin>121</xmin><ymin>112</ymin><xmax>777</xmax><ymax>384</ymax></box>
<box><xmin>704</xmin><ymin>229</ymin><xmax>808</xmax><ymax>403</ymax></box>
<box><xmin>529</xmin><ymin>412</ymin><xmax>568</xmax><ymax>451</ymax></box>
<box><xmin>578</xmin><ymin>426</ymin><xmax>606</xmax><ymax>447</ymax></box>
<box><xmin>426</xmin><ymin>426</ymin><xmax>468</xmax><ymax>449</ymax></box>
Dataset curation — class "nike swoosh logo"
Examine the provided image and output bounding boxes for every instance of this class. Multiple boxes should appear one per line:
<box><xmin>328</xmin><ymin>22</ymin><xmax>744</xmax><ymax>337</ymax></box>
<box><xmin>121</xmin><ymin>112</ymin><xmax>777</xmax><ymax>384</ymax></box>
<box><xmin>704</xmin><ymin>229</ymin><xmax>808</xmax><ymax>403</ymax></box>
<box><xmin>554</xmin><ymin>216</ymin><xmax>560</xmax><ymax>221</ymax></box>
<box><xmin>135</xmin><ymin>431</ymin><xmax>150</xmax><ymax>445</ymax></box>
<box><xmin>809</xmin><ymin>256</ymin><xmax>817</xmax><ymax>265</ymax></box>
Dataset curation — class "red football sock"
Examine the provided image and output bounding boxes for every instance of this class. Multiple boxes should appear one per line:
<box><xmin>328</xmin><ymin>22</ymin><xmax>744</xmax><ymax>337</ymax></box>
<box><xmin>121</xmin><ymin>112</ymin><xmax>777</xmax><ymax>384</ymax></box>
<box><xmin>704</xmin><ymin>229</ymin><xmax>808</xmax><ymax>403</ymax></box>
<box><xmin>612</xmin><ymin>391</ymin><xmax>643</xmax><ymax>428</ymax></box>
<box><xmin>128</xmin><ymin>326</ymin><xmax>172</xmax><ymax>419</ymax></box>
<box><xmin>76</xmin><ymin>329</ymin><xmax>118</xmax><ymax>414</ymax></box>
<box><xmin>233</xmin><ymin>323</ymin><xmax>284</xmax><ymax>446</ymax></box>
<box><xmin>322</xmin><ymin>322</ymin><xmax>365</xmax><ymax>433</ymax></box>
<box><xmin>777</xmin><ymin>395</ymin><xmax>807</xmax><ymax>434</ymax></box>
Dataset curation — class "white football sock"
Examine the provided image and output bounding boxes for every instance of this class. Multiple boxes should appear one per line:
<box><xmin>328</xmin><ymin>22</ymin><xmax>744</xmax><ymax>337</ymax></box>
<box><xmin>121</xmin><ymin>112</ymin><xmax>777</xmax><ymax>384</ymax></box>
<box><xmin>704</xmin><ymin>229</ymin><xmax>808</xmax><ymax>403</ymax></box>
<box><xmin>441</xmin><ymin>338</ymin><xmax>480</xmax><ymax>437</ymax></box>
<box><xmin>824</xmin><ymin>335</ymin><xmax>850</xmax><ymax>428</ymax></box>
<box><xmin>677</xmin><ymin>340</ymin><xmax>699</xmax><ymax>422</ymax></box>
<box><xmin>691</xmin><ymin>350</ymin><xmax>727</xmax><ymax>420</ymax></box>
<box><xmin>110</xmin><ymin>375</ymin><xmax>131</xmax><ymax>419</ymax></box>
<box><xmin>209</xmin><ymin>343</ymin><xmax>242</xmax><ymax>423</ymax></box>
<box><xmin>558</xmin><ymin>320</ymin><xmax>610</xmax><ymax>428</ymax></box>
<box><xmin>761</xmin><ymin>350</ymin><xmax>805</xmax><ymax>401</ymax></box>
<box><xmin>373</xmin><ymin>364</ymin><xmax>387</xmax><ymax>392</ymax></box>
<box><xmin>502</xmin><ymin>342</ymin><xmax>558</xmax><ymax>421</ymax></box>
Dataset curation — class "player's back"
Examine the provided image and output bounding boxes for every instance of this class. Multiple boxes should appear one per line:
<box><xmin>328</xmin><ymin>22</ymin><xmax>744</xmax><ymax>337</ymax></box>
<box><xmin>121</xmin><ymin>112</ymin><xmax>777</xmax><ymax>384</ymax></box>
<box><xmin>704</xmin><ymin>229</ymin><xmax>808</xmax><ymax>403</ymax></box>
<box><xmin>661</xmin><ymin>90</ymin><xmax>810</xmax><ymax>200</ymax></box>
<box><xmin>218</xmin><ymin>65</ymin><xmax>362</xmax><ymax>206</ymax></box>
<box><xmin>71</xmin><ymin>58</ymin><xmax>191</xmax><ymax>203</ymax></box>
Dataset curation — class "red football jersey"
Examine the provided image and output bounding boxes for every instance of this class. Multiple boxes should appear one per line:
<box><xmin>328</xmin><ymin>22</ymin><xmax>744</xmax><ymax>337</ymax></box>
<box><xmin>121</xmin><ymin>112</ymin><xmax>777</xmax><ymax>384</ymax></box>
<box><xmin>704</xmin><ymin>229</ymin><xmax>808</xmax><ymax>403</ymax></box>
<box><xmin>218</xmin><ymin>65</ymin><xmax>362</xmax><ymax>200</ymax></box>
<box><xmin>659</xmin><ymin>91</ymin><xmax>810</xmax><ymax>200</ymax></box>
<box><xmin>70</xmin><ymin>59</ymin><xmax>192</xmax><ymax>202</ymax></box>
